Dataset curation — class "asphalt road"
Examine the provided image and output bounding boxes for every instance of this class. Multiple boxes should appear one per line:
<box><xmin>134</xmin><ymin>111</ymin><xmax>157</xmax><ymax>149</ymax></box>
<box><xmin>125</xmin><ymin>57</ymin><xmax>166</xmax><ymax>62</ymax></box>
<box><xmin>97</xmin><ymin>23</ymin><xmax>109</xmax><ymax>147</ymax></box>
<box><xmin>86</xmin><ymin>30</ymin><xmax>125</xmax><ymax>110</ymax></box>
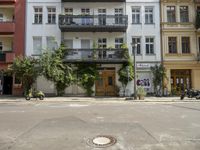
<box><xmin>0</xmin><ymin>101</ymin><xmax>200</xmax><ymax>150</ymax></box>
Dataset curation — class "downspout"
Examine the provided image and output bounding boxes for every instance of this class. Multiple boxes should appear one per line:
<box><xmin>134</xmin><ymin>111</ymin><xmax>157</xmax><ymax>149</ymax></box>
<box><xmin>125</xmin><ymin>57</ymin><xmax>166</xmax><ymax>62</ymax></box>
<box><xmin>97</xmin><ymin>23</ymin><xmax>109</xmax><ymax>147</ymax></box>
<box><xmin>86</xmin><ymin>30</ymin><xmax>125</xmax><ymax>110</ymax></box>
<box><xmin>159</xmin><ymin>0</ymin><xmax>165</xmax><ymax>96</ymax></box>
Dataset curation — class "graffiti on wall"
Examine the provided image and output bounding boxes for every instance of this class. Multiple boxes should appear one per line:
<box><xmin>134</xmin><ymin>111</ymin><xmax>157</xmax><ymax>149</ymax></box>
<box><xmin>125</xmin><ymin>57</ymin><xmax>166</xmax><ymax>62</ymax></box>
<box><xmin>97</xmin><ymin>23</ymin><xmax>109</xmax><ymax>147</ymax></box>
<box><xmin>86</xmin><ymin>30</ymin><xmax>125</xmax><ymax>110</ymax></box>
<box><xmin>137</xmin><ymin>78</ymin><xmax>151</xmax><ymax>88</ymax></box>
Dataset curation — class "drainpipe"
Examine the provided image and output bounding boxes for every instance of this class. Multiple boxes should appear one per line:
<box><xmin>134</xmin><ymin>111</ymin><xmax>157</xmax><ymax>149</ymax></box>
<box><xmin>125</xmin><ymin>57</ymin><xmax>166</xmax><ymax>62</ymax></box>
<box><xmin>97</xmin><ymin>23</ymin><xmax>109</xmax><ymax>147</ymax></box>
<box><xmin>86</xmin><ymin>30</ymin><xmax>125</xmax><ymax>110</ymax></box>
<box><xmin>159</xmin><ymin>0</ymin><xmax>165</xmax><ymax>96</ymax></box>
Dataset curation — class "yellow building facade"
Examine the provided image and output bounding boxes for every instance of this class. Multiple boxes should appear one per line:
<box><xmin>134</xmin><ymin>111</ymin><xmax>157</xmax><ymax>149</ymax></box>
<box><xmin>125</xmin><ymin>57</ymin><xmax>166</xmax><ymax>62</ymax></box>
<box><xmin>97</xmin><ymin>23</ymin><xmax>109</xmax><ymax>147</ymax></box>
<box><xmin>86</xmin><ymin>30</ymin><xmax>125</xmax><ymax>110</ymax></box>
<box><xmin>161</xmin><ymin>0</ymin><xmax>200</xmax><ymax>94</ymax></box>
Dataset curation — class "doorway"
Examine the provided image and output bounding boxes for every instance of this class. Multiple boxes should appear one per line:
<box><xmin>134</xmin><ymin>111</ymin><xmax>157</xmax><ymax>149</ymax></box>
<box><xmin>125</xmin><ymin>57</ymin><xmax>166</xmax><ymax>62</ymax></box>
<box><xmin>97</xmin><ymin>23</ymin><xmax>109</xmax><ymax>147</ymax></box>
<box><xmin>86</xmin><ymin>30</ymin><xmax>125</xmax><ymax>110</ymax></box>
<box><xmin>3</xmin><ymin>76</ymin><xmax>13</xmax><ymax>95</ymax></box>
<box><xmin>171</xmin><ymin>69</ymin><xmax>191</xmax><ymax>95</ymax></box>
<box><xmin>95</xmin><ymin>69</ymin><xmax>116</xmax><ymax>96</ymax></box>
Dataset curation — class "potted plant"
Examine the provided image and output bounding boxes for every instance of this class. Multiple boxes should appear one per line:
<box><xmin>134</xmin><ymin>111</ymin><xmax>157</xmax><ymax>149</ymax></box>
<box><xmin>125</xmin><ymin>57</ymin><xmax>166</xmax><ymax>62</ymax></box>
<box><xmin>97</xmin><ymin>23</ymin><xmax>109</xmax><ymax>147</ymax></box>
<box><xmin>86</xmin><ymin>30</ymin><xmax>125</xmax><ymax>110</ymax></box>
<box><xmin>137</xmin><ymin>86</ymin><xmax>146</xmax><ymax>100</ymax></box>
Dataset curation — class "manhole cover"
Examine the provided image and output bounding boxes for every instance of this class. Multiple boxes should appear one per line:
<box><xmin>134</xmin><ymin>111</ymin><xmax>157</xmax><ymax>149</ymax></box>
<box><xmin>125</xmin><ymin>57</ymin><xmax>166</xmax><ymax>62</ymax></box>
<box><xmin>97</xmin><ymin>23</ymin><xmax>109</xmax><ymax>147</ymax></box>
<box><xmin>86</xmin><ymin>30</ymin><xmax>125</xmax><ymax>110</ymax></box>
<box><xmin>87</xmin><ymin>135</ymin><xmax>117</xmax><ymax>148</ymax></box>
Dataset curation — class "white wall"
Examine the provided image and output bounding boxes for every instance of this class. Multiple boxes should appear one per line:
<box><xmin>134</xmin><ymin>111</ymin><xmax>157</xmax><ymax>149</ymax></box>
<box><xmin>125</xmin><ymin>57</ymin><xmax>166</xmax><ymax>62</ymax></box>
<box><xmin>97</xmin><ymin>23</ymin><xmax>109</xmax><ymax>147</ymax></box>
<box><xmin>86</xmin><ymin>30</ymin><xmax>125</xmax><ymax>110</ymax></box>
<box><xmin>63</xmin><ymin>32</ymin><xmax>126</xmax><ymax>48</ymax></box>
<box><xmin>126</xmin><ymin>0</ymin><xmax>161</xmax><ymax>63</ymax></box>
<box><xmin>26</xmin><ymin>0</ymin><xmax>61</xmax><ymax>56</ymax></box>
<box><xmin>62</xmin><ymin>2</ymin><xmax>125</xmax><ymax>15</ymax></box>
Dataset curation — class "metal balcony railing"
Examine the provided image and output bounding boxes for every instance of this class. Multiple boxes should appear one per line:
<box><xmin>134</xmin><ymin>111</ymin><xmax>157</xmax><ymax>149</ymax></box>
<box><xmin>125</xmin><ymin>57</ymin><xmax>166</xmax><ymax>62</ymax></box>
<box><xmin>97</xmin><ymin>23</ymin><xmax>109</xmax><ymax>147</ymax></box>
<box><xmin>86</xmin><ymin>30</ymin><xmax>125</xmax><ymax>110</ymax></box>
<box><xmin>59</xmin><ymin>15</ymin><xmax>128</xmax><ymax>32</ymax></box>
<box><xmin>64</xmin><ymin>48</ymin><xmax>128</xmax><ymax>63</ymax></box>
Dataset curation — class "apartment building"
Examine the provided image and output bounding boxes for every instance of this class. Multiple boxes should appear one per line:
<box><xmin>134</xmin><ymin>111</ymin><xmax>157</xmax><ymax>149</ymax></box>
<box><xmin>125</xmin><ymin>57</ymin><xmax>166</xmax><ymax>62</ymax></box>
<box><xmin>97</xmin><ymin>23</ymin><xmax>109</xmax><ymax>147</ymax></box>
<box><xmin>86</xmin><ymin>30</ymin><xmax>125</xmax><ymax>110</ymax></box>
<box><xmin>126</xmin><ymin>0</ymin><xmax>161</xmax><ymax>93</ymax></box>
<box><xmin>0</xmin><ymin>0</ymin><xmax>25</xmax><ymax>95</ymax></box>
<box><xmin>161</xmin><ymin>0</ymin><xmax>200</xmax><ymax>94</ymax></box>
<box><xmin>26</xmin><ymin>0</ymin><xmax>161</xmax><ymax>96</ymax></box>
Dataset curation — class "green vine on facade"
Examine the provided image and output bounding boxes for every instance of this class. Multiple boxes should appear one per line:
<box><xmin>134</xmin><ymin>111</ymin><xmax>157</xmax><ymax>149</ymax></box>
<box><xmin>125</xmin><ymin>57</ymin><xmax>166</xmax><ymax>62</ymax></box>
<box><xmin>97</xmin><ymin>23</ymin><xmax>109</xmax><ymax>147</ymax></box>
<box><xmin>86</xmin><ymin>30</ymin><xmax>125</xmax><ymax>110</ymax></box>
<box><xmin>118</xmin><ymin>45</ymin><xmax>134</xmax><ymax>95</ymax></box>
<box><xmin>150</xmin><ymin>64</ymin><xmax>166</xmax><ymax>96</ymax></box>
<box><xmin>76</xmin><ymin>63</ymin><xmax>99</xmax><ymax>96</ymax></box>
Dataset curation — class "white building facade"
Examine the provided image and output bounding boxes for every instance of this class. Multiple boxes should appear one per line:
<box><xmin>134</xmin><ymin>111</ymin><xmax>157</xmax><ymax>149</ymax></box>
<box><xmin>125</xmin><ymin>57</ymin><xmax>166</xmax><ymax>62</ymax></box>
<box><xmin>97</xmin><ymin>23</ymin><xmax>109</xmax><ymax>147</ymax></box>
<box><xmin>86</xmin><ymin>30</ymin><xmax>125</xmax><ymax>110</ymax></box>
<box><xmin>26</xmin><ymin>0</ymin><xmax>161</xmax><ymax>96</ymax></box>
<box><xmin>126</xmin><ymin>0</ymin><xmax>161</xmax><ymax>93</ymax></box>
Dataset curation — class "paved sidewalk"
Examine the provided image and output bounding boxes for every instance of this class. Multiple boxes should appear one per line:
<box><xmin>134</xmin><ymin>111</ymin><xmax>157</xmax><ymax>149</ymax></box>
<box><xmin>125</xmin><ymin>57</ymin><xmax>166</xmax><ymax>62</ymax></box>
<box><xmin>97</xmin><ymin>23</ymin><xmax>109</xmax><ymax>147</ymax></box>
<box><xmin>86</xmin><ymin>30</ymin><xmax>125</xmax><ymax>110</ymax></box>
<box><xmin>0</xmin><ymin>96</ymin><xmax>200</xmax><ymax>103</ymax></box>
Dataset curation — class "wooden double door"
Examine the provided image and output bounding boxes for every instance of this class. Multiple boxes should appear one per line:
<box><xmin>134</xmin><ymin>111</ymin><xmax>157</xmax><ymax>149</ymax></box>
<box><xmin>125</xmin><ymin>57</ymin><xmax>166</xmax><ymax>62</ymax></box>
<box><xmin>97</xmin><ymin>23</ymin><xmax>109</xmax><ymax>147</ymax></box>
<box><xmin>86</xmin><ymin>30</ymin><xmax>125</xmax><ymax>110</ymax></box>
<box><xmin>171</xmin><ymin>70</ymin><xmax>191</xmax><ymax>94</ymax></box>
<box><xmin>95</xmin><ymin>70</ymin><xmax>116</xmax><ymax>96</ymax></box>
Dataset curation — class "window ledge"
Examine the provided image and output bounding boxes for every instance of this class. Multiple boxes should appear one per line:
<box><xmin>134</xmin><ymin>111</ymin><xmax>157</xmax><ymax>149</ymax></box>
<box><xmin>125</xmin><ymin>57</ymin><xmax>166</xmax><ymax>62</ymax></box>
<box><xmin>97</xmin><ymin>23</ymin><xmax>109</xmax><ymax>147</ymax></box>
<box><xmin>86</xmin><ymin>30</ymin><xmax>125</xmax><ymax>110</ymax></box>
<box><xmin>132</xmin><ymin>23</ymin><xmax>142</xmax><ymax>25</ymax></box>
<box><xmin>46</xmin><ymin>23</ymin><xmax>57</xmax><ymax>25</ymax></box>
<box><xmin>32</xmin><ymin>23</ymin><xmax>43</xmax><ymax>25</ymax></box>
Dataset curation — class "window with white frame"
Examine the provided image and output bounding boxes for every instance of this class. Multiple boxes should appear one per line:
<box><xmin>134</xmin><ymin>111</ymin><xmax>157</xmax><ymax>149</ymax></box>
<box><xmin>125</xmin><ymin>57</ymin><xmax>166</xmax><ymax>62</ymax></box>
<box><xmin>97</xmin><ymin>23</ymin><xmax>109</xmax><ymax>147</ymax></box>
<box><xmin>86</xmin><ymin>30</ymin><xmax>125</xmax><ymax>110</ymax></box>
<box><xmin>132</xmin><ymin>37</ymin><xmax>141</xmax><ymax>55</ymax></box>
<box><xmin>180</xmin><ymin>6</ymin><xmax>189</xmax><ymax>22</ymax></box>
<box><xmin>47</xmin><ymin>37</ymin><xmax>57</xmax><ymax>51</ymax></box>
<box><xmin>115</xmin><ymin>8</ymin><xmax>123</xmax><ymax>24</ymax></box>
<box><xmin>98</xmin><ymin>9</ymin><xmax>106</xmax><ymax>25</ymax></box>
<box><xmin>65</xmin><ymin>8</ymin><xmax>73</xmax><ymax>15</ymax></box>
<box><xmin>145</xmin><ymin>7</ymin><xmax>154</xmax><ymax>24</ymax></box>
<box><xmin>64</xmin><ymin>8</ymin><xmax>73</xmax><ymax>24</ymax></box>
<box><xmin>47</xmin><ymin>7</ymin><xmax>56</xmax><ymax>24</ymax></box>
<box><xmin>145</xmin><ymin>37</ymin><xmax>154</xmax><ymax>54</ymax></box>
<box><xmin>168</xmin><ymin>37</ymin><xmax>177</xmax><ymax>53</ymax></box>
<box><xmin>33</xmin><ymin>37</ymin><xmax>42</xmax><ymax>54</ymax></box>
<box><xmin>0</xmin><ymin>42</ymin><xmax>3</xmax><ymax>51</ymax></box>
<box><xmin>132</xmin><ymin>7</ymin><xmax>140</xmax><ymax>24</ymax></box>
<box><xmin>34</xmin><ymin>7</ymin><xmax>43</xmax><ymax>24</ymax></box>
<box><xmin>0</xmin><ymin>14</ymin><xmax>3</xmax><ymax>22</ymax></box>
<box><xmin>81</xmin><ymin>8</ymin><xmax>90</xmax><ymax>15</ymax></box>
<box><xmin>167</xmin><ymin>6</ymin><xmax>176</xmax><ymax>22</ymax></box>
<box><xmin>182</xmin><ymin>37</ymin><xmax>190</xmax><ymax>53</ymax></box>
<box><xmin>115</xmin><ymin>38</ymin><xmax>123</xmax><ymax>49</ymax></box>
<box><xmin>98</xmin><ymin>38</ymin><xmax>107</xmax><ymax>48</ymax></box>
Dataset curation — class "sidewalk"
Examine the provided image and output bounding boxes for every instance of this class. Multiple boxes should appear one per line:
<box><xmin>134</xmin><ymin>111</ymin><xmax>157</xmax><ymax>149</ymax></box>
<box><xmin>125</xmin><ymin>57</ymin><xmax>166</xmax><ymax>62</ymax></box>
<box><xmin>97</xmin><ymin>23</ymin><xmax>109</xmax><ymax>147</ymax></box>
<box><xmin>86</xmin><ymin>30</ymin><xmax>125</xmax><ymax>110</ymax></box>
<box><xmin>0</xmin><ymin>96</ymin><xmax>200</xmax><ymax>103</ymax></box>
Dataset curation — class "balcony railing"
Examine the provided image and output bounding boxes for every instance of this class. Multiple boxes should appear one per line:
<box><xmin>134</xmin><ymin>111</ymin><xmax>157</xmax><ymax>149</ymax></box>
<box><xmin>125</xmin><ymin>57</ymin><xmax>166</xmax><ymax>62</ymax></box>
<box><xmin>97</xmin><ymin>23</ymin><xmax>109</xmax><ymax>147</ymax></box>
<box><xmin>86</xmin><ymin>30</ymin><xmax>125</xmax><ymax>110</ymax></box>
<box><xmin>59</xmin><ymin>15</ymin><xmax>128</xmax><ymax>32</ymax></box>
<box><xmin>62</xmin><ymin>0</ymin><xmax>125</xmax><ymax>2</ymax></box>
<box><xmin>0</xmin><ymin>51</ymin><xmax>15</xmax><ymax>63</ymax></box>
<box><xmin>0</xmin><ymin>0</ymin><xmax>15</xmax><ymax>4</ymax></box>
<box><xmin>0</xmin><ymin>21</ymin><xmax>15</xmax><ymax>34</ymax></box>
<box><xmin>64</xmin><ymin>48</ymin><xmax>128</xmax><ymax>64</ymax></box>
<box><xmin>0</xmin><ymin>53</ymin><xmax>6</xmax><ymax>62</ymax></box>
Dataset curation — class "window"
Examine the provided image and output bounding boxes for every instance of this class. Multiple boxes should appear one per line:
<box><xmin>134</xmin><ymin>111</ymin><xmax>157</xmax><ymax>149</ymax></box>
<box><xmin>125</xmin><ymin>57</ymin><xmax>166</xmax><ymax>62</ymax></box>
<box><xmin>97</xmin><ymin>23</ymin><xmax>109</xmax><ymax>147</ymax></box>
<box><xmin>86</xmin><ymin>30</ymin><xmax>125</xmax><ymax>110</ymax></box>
<box><xmin>0</xmin><ymin>14</ymin><xmax>3</xmax><ymax>22</ymax></box>
<box><xmin>98</xmin><ymin>9</ymin><xmax>106</xmax><ymax>25</ymax></box>
<box><xmin>65</xmin><ymin>8</ymin><xmax>73</xmax><ymax>15</ymax></box>
<box><xmin>0</xmin><ymin>42</ymin><xmax>2</xmax><ymax>51</ymax></box>
<box><xmin>64</xmin><ymin>39</ymin><xmax>73</xmax><ymax>48</ymax></box>
<box><xmin>33</xmin><ymin>37</ymin><xmax>42</xmax><ymax>54</ymax></box>
<box><xmin>47</xmin><ymin>7</ymin><xmax>56</xmax><ymax>24</ymax></box>
<box><xmin>98</xmin><ymin>38</ymin><xmax>107</xmax><ymax>48</ymax></box>
<box><xmin>145</xmin><ymin>37</ymin><xmax>154</xmax><ymax>54</ymax></box>
<box><xmin>81</xmin><ymin>8</ymin><xmax>90</xmax><ymax>15</ymax></box>
<box><xmin>115</xmin><ymin>38</ymin><xmax>123</xmax><ymax>49</ymax></box>
<box><xmin>64</xmin><ymin>8</ymin><xmax>73</xmax><ymax>24</ymax></box>
<box><xmin>168</xmin><ymin>37</ymin><xmax>177</xmax><ymax>53</ymax></box>
<box><xmin>47</xmin><ymin>37</ymin><xmax>57</xmax><ymax>51</ymax></box>
<box><xmin>145</xmin><ymin>7</ymin><xmax>154</xmax><ymax>24</ymax></box>
<box><xmin>132</xmin><ymin>7</ymin><xmax>140</xmax><ymax>24</ymax></box>
<box><xmin>132</xmin><ymin>37</ymin><xmax>141</xmax><ymax>55</ymax></box>
<box><xmin>167</xmin><ymin>6</ymin><xmax>176</xmax><ymax>22</ymax></box>
<box><xmin>182</xmin><ymin>37</ymin><xmax>190</xmax><ymax>53</ymax></box>
<box><xmin>180</xmin><ymin>6</ymin><xmax>189</xmax><ymax>22</ymax></box>
<box><xmin>14</xmin><ymin>76</ymin><xmax>21</xmax><ymax>85</ymax></box>
<box><xmin>115</xmin><ymin>8</ymin><xmax>123</xmax><ymax>24</ymax></box>
<box><xmin>34</xmin><ymin>7</ymin><xmax>43</xmax><ymax>24</ymax></box>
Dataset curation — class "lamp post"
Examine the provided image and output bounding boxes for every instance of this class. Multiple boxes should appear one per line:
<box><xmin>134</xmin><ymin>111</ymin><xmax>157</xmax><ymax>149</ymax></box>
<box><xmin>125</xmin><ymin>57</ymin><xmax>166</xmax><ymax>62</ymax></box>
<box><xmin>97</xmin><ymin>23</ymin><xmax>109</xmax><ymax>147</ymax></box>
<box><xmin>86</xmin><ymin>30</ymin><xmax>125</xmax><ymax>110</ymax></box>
<box><xmin>132</xmin><ymin>43</ymin><xmax>137</xmax><ymax>100</ymax></box>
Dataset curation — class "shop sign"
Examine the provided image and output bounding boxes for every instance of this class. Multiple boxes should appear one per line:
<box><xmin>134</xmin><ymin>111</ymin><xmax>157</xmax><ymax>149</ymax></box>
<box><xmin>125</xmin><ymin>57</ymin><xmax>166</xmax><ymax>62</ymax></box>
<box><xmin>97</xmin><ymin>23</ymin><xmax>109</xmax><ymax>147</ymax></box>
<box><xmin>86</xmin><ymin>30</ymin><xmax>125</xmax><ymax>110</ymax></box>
<box><xmin>137</xmin><ymin>63</ymin><xmax>151</xmax><ymax>69</ymax></box>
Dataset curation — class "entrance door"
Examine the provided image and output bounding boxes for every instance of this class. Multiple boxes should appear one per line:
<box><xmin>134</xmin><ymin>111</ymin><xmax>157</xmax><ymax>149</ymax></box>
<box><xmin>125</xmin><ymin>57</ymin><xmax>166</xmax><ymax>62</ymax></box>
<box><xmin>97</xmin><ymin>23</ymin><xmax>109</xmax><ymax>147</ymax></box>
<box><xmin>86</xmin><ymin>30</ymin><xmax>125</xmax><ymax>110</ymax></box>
<box><xmin>3</xmin><ymin>76</ymin><xmax>13</xmax><ymax>95</ymax></box>
<box><xmin>96</xmin><ymin>70</ymin><xmax>116</xmax><ymax>96</ymax></box>
<box><xmin>171</xmin><ymin>70</ymin><xmax>191</xmax><ymax>95</ymax></box>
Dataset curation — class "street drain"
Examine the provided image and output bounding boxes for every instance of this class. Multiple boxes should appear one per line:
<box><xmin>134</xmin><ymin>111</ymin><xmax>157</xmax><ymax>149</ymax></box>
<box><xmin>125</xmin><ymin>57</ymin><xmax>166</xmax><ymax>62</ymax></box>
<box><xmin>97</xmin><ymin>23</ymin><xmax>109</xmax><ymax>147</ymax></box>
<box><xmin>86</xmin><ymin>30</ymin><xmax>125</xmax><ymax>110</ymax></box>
<box><xmin>87</xmin><ymin>135</ymin><xmax>117</xmax><ymax>148</ymax></box>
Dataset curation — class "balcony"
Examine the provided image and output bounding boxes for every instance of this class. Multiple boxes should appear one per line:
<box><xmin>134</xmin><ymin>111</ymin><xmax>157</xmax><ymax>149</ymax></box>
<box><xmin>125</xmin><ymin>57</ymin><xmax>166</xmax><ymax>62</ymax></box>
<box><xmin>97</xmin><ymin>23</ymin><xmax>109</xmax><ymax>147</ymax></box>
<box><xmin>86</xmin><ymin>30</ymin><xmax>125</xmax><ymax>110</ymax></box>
<box><xmin>59</xmin><ymin>15</ymin><xmax>128</xmax><ymax>32</ymax></box>
<box><xmin>64</xmin><ymin>48</ymin><xmax>128</xmax><ymax>64</ymax></box>
<box><xmin>0</xmin><ymin>0</ymin><xmax>15</xmax><ymax>4</ymax></box>
<box><xmin>0</xmin><ymin>22</ymin><xmax>15</xmax><ymax>34</ymax></box>
<box><xmin>62</xmin><ymin>0</ymin><xmax>125</xmax><ymax>2</ymax></box>
<box><xmin>0</xmin><ymin>51</ymin><xmax>15</xmax><ymax>63</ymax></box>
<box><xmin>195</xmin><ymin>0</ymin><xmax>200</xmax><ymax>3</ymax></box>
